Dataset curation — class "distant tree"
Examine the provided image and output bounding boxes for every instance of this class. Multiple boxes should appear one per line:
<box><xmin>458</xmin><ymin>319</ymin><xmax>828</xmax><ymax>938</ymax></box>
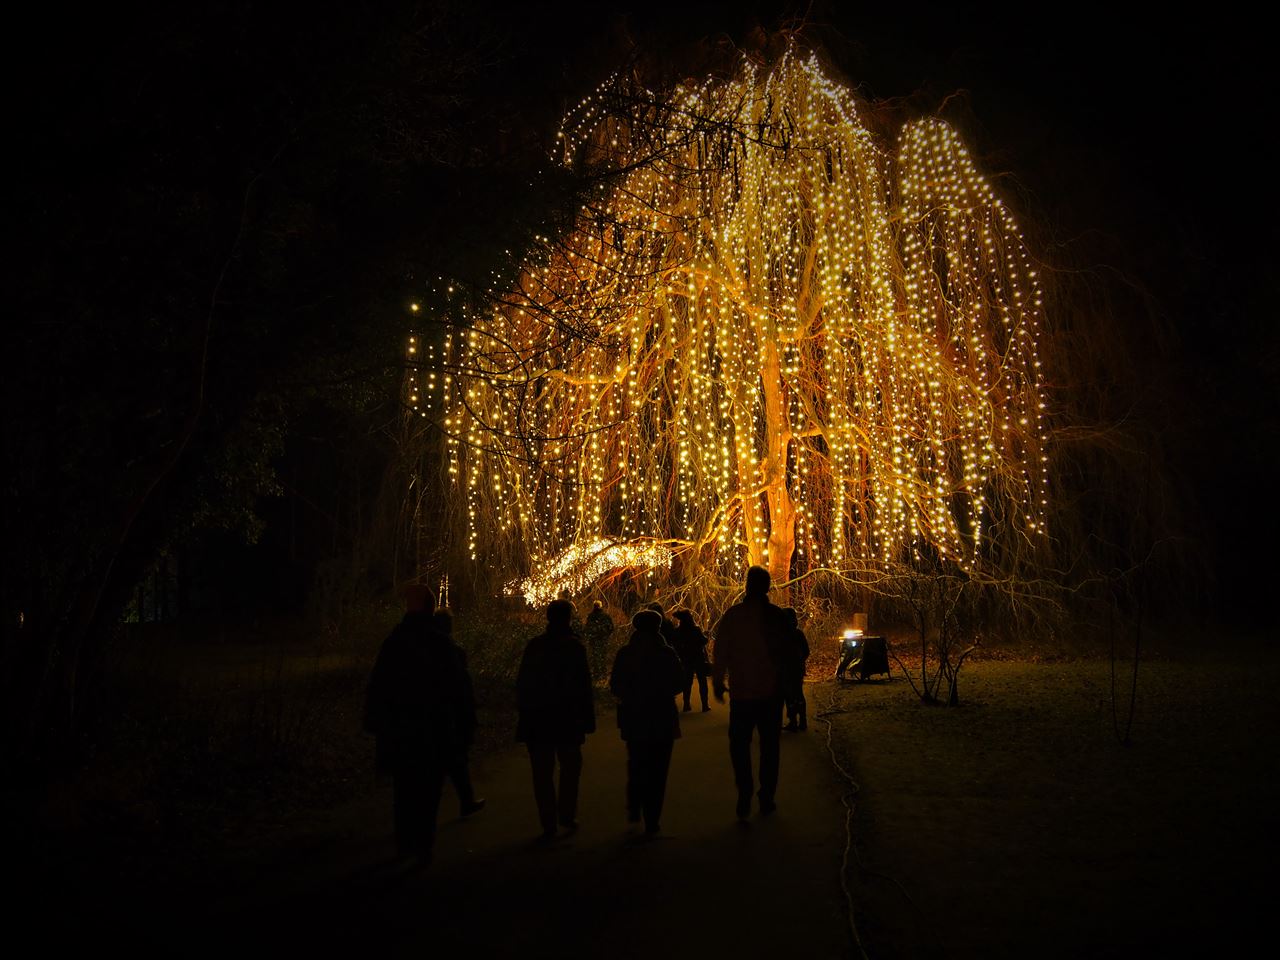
<box><xmin>1</xmin><ymin>1</ymin><xmax>515</xmax><ymax>758</ymax></box>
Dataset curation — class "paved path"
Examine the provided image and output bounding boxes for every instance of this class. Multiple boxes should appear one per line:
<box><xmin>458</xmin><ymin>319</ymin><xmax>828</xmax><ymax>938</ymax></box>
<box><xmin>213</xmin><ymin>695</ymin><xmax>853</xmax><ymax>958</ymax></box>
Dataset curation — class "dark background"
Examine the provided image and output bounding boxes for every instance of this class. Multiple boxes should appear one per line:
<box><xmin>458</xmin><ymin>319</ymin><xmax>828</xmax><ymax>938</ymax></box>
<box><xmin>6</xmin><ymin>0</ymin><xmax>1272</xmax><ymax>699</ymax></box>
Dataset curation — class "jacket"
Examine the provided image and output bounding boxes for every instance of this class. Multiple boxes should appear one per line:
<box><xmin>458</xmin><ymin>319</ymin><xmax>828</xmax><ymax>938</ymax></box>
<box><xmin>609</xmin><ymin>627</ymin><xmax>684</xmax><ymax>741</ymax></box>
<box><xmin>515</xmin><ymin>628</ymin><xmax>596</xmax><ymax>744</ymax></box>
<box><xmin>711</xmin><ymin>595</ymin><xmax>786</xmax><ymax>700</ymax></box>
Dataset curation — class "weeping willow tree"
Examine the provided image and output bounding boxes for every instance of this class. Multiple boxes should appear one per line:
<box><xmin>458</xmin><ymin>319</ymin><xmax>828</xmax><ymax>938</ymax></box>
<box><xmin>416</xmin><ymin>46</ymin><xmax>1057</xmax><ymax>620</ymax></box>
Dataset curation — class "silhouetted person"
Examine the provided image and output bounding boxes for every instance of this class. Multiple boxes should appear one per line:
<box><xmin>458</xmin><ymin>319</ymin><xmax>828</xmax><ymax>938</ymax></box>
<box><xmin>712</xmin><ymin>566</ymin><xmax>787</xmax><ymax>818</ymax></box>
<box><xmin>584</xmin><ymin>600</ymin><xmax>616</xmax><ymax>681</ymax></box>
<box><xmin>609</xmin><ymin>609</ymin><xmax>684</xmax><ymax>835</ymax></box>
<box><xmin>646</xmin><ymin>600</ymin><xmax>679</xmax><ymax>651</ymax></box>
<box><xmin>432</xmin><ymin>608</ymin><xmax>487</xmax><ymax>813</ymax></box>
<box><xmin>558</xmin><ymin>588</ymin><xmax>583</xmax><ymax>634</ymax></box>
<box><xmin>779</xmin><ymin>607</ymin><xmax>810</xmax><ymax>732</ymax></box>
<box><xmin>364</xmin><ymin>585</ymin><xmax>478</xmax><ymax>863</ymax></box>
<box><xmin>516</xmin><ymin>599</ymin><xmax>596</xmax><ymax>838</ymax></box>
<box><xmin>673</xmin><ymin>609</ymin><xmax>711</xmax><ymax>712</ymax></box>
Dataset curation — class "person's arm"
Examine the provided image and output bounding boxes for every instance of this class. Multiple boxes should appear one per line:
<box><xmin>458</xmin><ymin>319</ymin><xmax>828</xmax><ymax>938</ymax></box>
<box><xmin>711</xmin><ymin>616</ymin><xmax>729</xmax><ymax>702</ymax></box>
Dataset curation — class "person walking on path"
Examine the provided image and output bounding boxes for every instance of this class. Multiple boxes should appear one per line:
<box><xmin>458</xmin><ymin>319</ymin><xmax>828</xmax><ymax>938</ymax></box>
<box><xmin>711</xmin><ymin>566</ymin><xmax>787</xmax><ymax>819</ymax></box>
<box><xmin>584</xmin><ymin>600</ymin><xmax>616</xmax><ymax>681</ymax></box>
<box><xmin>364</xmin><ymin>585</ymin><xmax>480</xmax><ymax>864</ymax></box>
<box><xmin>609</xmin><ymin>609</ymin><xmax>685</xmax><ymax>836</ymax></box>
<box><xmin>516</xmin><ymin>599</ymin><xmax>596</xmax><ymax>838</ymax></box>
<box><xmin>431</xmin><ymin>607</ymin><xmax>487</xmax><ymax>811</ymax></box>
<box><xmin>672</xmin><ymin>609</ymin><xmax>712</xmax><ymax>713</ymax></box>
<box><xmin>779</xmin><ymin>607</ymin><xmax>810</xmax><ymax>732</ymax></box>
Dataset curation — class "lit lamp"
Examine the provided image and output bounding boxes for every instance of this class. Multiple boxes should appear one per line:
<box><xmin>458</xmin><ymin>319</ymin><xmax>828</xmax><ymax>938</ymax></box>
<box><xmin>836</xmin><ymin>613</ymin><xmax>889</xmax><ymax>681</ymax></box>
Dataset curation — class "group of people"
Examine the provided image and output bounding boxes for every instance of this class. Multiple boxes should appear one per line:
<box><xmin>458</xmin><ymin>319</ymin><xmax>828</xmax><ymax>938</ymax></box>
<box><xmin>364</xmin><ymin>566</ymin><xmax>810</xmax><ymax>862</ymax></box>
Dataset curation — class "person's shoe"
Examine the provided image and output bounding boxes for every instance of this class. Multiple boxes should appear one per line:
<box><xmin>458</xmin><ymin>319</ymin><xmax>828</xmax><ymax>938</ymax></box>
<box><xmin>460</xmin><ymin>798</ymin><xmax>487</xmax><ymax>817</ymax></box>
<box><xmin>736</xmin><ymin>795</ymin><xmax>751</xmax><ymax>820</ymax></box>
<box><xmin>701</xmin><ymin>704</ymin><xmax>711</xmax><ymax>712</ymax></box>
<box><xmin>627</xmin><ymin>805</ymin><xmax>642</xmax><ymax>824</ymax></box>
<box><xmin>644</xmin><ymin>822</ymin><xmax>661</xmax><ymax>837</ymax></box>
<box><xmin>797</xmin><ymin>719</ymin><xmax>807</xmax><ymax>731</ymax></box>
<box><xmin>683</xmin><ymin>703</ymin><xmax>692</xmax><ymax>712</ymax></box>
<box><xmin>759</xmin><ymin>798</ymin><xmax>777</xmax><ymax>816</ymax></box>
<box><xmin>783</xmin><ymin>720</ymin><xmax>798</xmax><ymax>732</ymax></box>
<box><xmin>559</xmin><ymin>818</ymin><xmax>579</xmax><ymax>833</ymax></box>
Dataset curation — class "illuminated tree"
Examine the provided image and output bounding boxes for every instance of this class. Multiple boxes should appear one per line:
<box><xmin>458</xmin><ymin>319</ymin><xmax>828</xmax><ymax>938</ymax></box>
<box><xmin>418</xmin><ymin>47</ymin><xmax>1050</xmax><ymax>613</ymax></box>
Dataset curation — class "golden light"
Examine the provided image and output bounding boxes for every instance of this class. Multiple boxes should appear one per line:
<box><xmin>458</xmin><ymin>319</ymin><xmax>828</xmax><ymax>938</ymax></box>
<box><xmin>422</xmin><ymin>46</ymin><xmax>1050</xmax><ymax>607</ymax></box>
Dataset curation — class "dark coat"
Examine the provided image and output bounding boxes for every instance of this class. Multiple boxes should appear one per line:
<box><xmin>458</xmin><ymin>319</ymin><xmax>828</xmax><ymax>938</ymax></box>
<box><xmin>780</xmin><ymin>627</ymin><xmax>811</xmax><ymax>687</ymax></box>
<box><xmin>712</xmin><ymin>595</ymin><xmax>788</xmax><ymax>700</ymax></box>
<box><xmin>584</xmin><ymin>608</ymin><xmax>615</xmax><ymax>647</ymax></box>
<box><xmin>364</xmin><ymin>612</ymin><xmax>477</xmax><ymax>770</ymax></box>
<box><xmin>673</xmin><ymin>622</ymin><xmax>709</xmax><ymax>671</ymax></box>
<box><xmin>609</xmin><ymin>627</ymin><xmax>684</xmax><ymax>741</ymax></box>
<box><xmin>515</xmin><ymin>628</ymin><xmax>596</xmax><ymax>744</ymax></box>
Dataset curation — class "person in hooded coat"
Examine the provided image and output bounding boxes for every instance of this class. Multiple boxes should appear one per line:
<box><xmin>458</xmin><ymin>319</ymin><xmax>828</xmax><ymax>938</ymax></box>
<box><xmin>609</xmin><ymin>608</ymin><xmax>685</xmax><ymax>835</ymax></box>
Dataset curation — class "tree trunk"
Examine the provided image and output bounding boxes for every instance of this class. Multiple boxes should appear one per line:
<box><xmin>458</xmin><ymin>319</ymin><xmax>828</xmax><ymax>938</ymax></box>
<box><xmin>760</xmin><ymin>336</ymin><xmax>795</xmax><ymax>604</ymax></box>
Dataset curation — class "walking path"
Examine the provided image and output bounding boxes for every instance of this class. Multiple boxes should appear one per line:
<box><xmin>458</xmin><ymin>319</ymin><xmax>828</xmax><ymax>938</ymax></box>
<box><xmin>210</xmin><ymin>696</ymin><xmax>853</xmax><ymax>957</ymax></box>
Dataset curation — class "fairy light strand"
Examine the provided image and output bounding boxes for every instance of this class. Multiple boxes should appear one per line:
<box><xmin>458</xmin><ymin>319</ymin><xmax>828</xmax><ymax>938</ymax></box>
<box><xmin>421</xmin><ymin>48</ymin><xmax>1050</xmax><ymax>605</ymax></box>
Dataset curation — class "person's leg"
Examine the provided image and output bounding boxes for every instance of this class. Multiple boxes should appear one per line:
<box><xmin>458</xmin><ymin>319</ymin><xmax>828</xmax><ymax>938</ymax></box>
<box><xmin>728</xmin><ymin>700</ymin><xmax>755</xmax><ymax>816</ymax></box>
<box><xmin>625</xmin><ymin>740</ymin><xmax>642</xmax><ymax>821</ymax></box>
<box><xmin>630</xmin><ymin>740</ymin><xmax>653</xmax><ymax>828</ymax></box>
<box><xmin>696</xmin><ymin>671</ymin><xmax>710</xmax><ymax>710</ymax></box>
<box><xmin>797</xmin><ymin>685</ymin><xmax>808</xmax><ymax>731</ymax></box>
<box><xmin>394</xmin><ymin>764</ymin><xmax>441</xmax><ymax>859</ymax></box>
<box><xmin>527</xmin><ymin>743</ymin><xmax>557</xmax><ymax>836</ymax></box>
<box><xmin>557</xmin><ymin>742</ymin><xmax>583</xmax><ymax>827</ymax></box>
<box><xmin>646</xmin><ymin>738</ymin><xmax>674</xmax><ymax>832</ymax></box>
<box><xmin>447</xmin><ymin>747</ymin><xmax>478</xmax><ymax>811</ymax></box>
<box><xmin>422</xmin><ymin>762</ymin><xmax>446</xmax><ymax>855</ymax></box>
<box><xmin>682</xmin><ymin>665</ymin><xmax>694</xmax><ymax>711</ymax></box>
<box><xmin>392</xmin><ymin>769</ymin><xmax>418</xmax><ymax>856</ymax></box>
<box><xmin>757</xmin><ymin>698</ymin><xmax>783</xmax><ymax>811</ymax></box>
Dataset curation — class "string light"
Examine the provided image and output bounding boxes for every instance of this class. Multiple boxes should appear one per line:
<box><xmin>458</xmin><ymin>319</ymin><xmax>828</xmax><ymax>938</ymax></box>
<box><xmin>428</xmin><ymin>47</ymin><xmax>1050</xmax><ymax>606</ymax></box>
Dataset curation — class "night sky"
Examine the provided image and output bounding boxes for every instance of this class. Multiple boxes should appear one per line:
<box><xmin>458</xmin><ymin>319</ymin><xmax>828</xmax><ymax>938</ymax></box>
<box><xmin>8</xmin><ymin>1</ymin><xmax>1273</xmax><ymax>623</ymax></box>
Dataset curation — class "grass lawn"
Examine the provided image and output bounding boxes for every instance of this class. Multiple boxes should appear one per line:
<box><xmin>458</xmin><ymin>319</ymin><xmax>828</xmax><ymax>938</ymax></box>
<box><xmin>817</xmin><ymin>635</ymin><xmax>1280</xmax><ymax>957</ymax></box>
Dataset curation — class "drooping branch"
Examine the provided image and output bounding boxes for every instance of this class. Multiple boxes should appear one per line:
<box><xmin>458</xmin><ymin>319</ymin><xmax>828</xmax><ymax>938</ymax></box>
<box><xmin>419</xmin><ymin>46</ymin><xmax>1051</xmax><ymax>609</ymax></box>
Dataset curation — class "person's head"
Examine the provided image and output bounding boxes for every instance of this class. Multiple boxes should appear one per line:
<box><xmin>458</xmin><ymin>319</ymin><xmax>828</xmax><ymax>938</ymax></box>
<box><xmin>558</xmin><ymin>588</ymin><xmax>572</xmax><ymax>602</ymax></box>
<box><xmin>433</xmin><ymin>607</ymin><xmax>454</xmax><ymax>635</ymax></box>
<box><xmin>744</xmin><ymin>566</ymin><xmax>770</xmax><ymax>598</ymax></box>
<box><xmin>592</xmin><ymin>600</ymin><xmax>603</xmax><ymax>612</ymax></box>
<box><xmin>674</xmin><ymin>609</ymin><xmax>694</xmax><ymax>626</ymax></box>
<box><xmin>781</xmin><ymin>607</ymin><xmax>798</xmax><ymax>629</ymax></box>
<box><xmin>632</xmin><ymin>609</ymin><xmax>662</xmax><ymax>634</ymax></box>
<box><xmin>546</xmin><ymin>599</ymin><xmax>574</xmax><ymax>630</ymax></box>
<box><xmin>403</xmin><ymin>583</ymin><xmax>436</xmax><ymax>614</ymax></box>
<box><xmin>646</xmin><ymin>600</ymin><xmax>665</xmax><ymax>616</ymax></box>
